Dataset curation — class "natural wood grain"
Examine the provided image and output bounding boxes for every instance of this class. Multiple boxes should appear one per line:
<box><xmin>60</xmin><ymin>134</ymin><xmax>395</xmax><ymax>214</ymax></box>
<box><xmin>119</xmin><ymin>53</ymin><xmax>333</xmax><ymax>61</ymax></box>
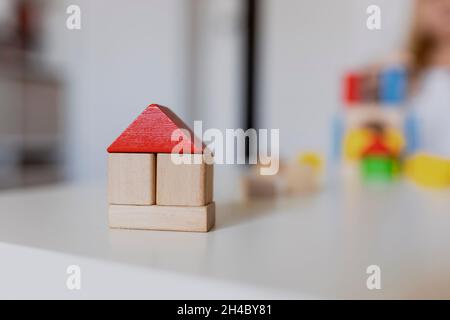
<box><xmin>108</xmin><ymin>153</ymin><xmax>155</xmax><ymax>205</ymax></box>
<box><xmin>107</xmin><ymin>104</ymin><xmax>204</xmax><ymax>154</ymax></box>
<box><xmin>108</xmin><ymin>202</ymin><xmax>215</xmax><ymax>232</ymax></box>
<box><xmin>156</xmin><ymin>153</ymin><xmax>213</xmax><ymax>206</ymax></box>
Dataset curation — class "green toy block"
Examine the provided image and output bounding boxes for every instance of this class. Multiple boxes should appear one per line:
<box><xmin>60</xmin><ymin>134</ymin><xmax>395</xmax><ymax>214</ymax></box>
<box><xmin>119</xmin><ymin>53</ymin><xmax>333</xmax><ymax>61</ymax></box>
<box><xmin>361</xmin><ymin>156</ymin><xmax>397</xmax><ymax>181</ymax></box>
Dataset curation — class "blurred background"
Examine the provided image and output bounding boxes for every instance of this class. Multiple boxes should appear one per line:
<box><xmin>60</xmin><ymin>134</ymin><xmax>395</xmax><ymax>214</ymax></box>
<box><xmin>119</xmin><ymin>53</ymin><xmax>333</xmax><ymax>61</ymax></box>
<box><xmin>0</xmin><ymin>0</ymin><xmax>415</xmax><ymax>190</ymax></box>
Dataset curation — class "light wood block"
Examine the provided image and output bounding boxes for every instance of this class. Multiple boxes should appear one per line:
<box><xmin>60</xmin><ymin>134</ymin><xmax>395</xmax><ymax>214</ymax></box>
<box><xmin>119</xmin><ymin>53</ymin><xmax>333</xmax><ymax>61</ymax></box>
<box><xmin>283</xmin><ymin>164</ymin><xmax>319</xmax><ymax>195</ymax></box>
<box><xmin>108</xmin><ymin>202</ymin><xmax>215</xmax><ymax>232</ymax></box>
<box><xmin>156</xmin><ymin>153</ymin><xmax>213</xmax><ymax>206</ymax></box>
<box><xmin>108</xmin><ymin>153</ymin><xmax>155</xmax><ymax>205</ymax></box>
<box><xmin>241</xmin><ymin>175</ymin><xmax>278</xmax><ymax>201</ymax></box>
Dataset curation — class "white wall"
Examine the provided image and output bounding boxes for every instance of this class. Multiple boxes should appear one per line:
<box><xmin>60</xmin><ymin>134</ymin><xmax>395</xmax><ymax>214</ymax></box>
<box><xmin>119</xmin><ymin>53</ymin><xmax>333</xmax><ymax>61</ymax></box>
<box><xmin>190</xmin><ymin>0</ymin><xmax>244</xmax><ymax>132</ymax></box>
<box><xmin>259</xmin><ymin>0</ymin><xmax>412</xmax><ymax>160</ymax></box>
<box><xmin>42</xmin><ymin>0</ymin><xmax>245</xmax><ymax>185</ymax></box>
<box><xmin>44</xmin><ymin>0</ymin><xmax>191</xmax><ymax>181</ymax></box>
<box><xmin>41</xmin><ymin>0</ymin><xmax>415</xmax><ymax>181</ymax></box>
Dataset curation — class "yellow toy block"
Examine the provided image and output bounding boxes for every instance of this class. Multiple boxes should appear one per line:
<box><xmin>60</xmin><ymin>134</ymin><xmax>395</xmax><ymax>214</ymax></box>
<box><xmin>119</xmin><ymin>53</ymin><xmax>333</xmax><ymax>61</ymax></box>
<box><xmin>384</xmin><ymin>129</ymin><xmax>405</xmax><ymax>156</ymax></box>
<box><xmin>343</xmin><ymin>129</ymin><xmax>373</xmax><ymax>161</ymax></box>
<box><xmin>297</xmin><ymin>152</ymin><xmax>324</xmax><ymax>173</ymax></box>
<box><xmin>343</xmin><ymin>128</ymin><xmax>405</xmax><ymax>161</ymax></box>
<box><xmin>405</xmin><ymin>153</ymin><xmax>450</xmax><ymax>189</ymax></box>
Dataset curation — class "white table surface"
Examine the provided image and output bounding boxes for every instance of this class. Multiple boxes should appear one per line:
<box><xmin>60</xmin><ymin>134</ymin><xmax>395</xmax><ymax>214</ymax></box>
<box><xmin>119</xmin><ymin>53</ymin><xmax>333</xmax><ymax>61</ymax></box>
<box><xmin>1</xmin><ymin>171</ymin><xmax>450</xmax><ymax>299</ymax></box>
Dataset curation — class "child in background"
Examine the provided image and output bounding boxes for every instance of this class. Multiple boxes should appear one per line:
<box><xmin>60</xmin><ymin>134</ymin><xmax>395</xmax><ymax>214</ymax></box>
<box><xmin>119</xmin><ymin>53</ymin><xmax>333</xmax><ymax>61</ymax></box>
<box><xmin>364</xmin><ymin>0</ymin><xmax>450</xmax><ymax>157</ymax></box>
<box><xmin>407</xmin><ymin>0</ymin><xmax>450</xmax><ymax>157</ymax></box>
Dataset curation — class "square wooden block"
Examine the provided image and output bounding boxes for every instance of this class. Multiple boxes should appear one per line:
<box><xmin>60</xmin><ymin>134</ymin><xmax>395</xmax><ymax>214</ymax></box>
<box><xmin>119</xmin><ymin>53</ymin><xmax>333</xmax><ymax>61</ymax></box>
<box><xmin>108</xmin><ymin>153</ymin><xmax>155</xmax><ymax>205</ymax></box>
<box><xmin>156</xmin><ymin>153</ymin><xmax>213</xmax><ymax>206</ymax></box>
<box><xmin>108</xmin><ymin>202</ymin><xmax>215</xmax><ymax>232</ymax></box>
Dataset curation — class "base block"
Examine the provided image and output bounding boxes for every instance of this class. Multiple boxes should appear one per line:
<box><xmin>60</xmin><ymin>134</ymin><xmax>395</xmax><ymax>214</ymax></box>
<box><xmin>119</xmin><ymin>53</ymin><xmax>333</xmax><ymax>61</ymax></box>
<box><xmin>108</xmin><ymin>202</ymin><xmax>215</xmax><ymax>232</ymax></box>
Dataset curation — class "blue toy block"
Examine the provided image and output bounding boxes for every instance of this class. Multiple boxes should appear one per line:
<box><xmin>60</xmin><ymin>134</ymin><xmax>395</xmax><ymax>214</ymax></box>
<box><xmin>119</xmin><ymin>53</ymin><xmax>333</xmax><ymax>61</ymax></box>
<box><xmin>379</xmin><ymin>67</ymin><xmax>407</xmax><ymax>106</ymax></box>
<box><xmin>404</xmin><ymin>112</ymin><xmax>420</xmax><ymax>154</ymax></box>
<box><xmin>331</xmin><ymin>113</ymin><xmax>344</xmax><ymax>162</ymax></box>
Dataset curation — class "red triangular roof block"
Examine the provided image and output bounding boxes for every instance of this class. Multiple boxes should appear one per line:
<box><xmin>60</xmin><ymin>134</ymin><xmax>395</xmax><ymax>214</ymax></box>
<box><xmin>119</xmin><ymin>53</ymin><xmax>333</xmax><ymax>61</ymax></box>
<box><xmin>362</xmin><ymin>137</ymin><xmax>392</xmax><ymax>157</ymax></box>
<box><xmin>107</xmin><ymin>104</ymin><xmax>204</xmax><ymax>154</ymax></box>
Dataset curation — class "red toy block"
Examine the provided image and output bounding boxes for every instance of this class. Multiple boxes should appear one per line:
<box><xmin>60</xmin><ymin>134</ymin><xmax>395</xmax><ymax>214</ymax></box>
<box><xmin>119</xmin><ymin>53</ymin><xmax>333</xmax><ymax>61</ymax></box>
<box><xmin>107</xmin><ymin>104</ymin><xmax>204</xmax><ymax>154</ymax></box>
<box><xmin>362</xmin><ymin>136</ymin><xmax>391</xmax><ymax>157</ymax></box>
<box><xmin>343</xmin><ymin>72</ymin><xmax>361</xmax><ymax>106</ymax></box>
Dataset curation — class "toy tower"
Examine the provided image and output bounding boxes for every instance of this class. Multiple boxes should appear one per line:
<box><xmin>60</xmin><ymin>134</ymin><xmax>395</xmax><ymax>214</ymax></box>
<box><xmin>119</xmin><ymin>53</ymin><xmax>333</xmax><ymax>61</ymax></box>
<box><xmin>107</xmin><ymin>104</ymin><xmax>215</xmax><ymax>232</ymax></box>
<box><xmin>338</xmin><ymin>67</ymin><xmax>408</xmax><ymax>181</ymax></box>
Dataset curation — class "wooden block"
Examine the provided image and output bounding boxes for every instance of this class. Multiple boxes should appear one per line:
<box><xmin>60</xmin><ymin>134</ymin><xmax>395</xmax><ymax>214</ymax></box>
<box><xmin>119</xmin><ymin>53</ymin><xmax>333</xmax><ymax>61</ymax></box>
<box><xmin>107</xmin><ymin>104</ymin><xmax>204</xmax><ymax>154</ymax></box>
<box><xmin>108</xmin><ymin>153</ymin><xmax>155</xmax><ymax>205</ymax></box>
<box><xmin>241</xmin><ymin>175</ymin><xmax>278</xmax><ymax>201</ymax></box>
<box><xmin>204</xmin><ymin>160</ymin><xmax>214</xmax><ymax>204</ymax></box>
<box><xmin>283</xmin><ymin>164</ymin><xmax>319</xmax><ymax>195</ymax></box>
<box><xmin>156</xmin><ymin>153</ymin><xmax>213</xmax><ymax>206</ymax></box>
<box><xmin>108</xmin><ymin>202</ymin><xmax>215</xmax><ymax>232</ymax></box>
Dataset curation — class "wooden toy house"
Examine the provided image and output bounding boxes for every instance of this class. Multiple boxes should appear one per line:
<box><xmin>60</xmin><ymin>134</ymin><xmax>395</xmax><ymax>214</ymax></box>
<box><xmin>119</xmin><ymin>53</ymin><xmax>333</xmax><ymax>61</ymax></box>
<box><xmin>107</xmin><ymin>104</ymin><xmax>214</xmax><ymax>232</ymax></box>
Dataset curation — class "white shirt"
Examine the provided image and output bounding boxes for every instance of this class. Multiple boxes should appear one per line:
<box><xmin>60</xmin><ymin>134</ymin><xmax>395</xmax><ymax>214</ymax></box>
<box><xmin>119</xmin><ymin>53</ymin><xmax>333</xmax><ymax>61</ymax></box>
<box><xmin>410</xmin><ymin>68</ymin><xmax>450</xmax><ymax>157</ymax></box>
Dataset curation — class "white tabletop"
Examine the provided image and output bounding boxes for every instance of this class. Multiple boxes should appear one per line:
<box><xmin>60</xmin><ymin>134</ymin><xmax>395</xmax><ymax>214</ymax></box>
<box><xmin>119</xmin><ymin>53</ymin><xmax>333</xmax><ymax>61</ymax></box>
<box><xmin>0</xmin><ymin>172</ymin><xmax>450</xmax><ymax>299</ymax></box>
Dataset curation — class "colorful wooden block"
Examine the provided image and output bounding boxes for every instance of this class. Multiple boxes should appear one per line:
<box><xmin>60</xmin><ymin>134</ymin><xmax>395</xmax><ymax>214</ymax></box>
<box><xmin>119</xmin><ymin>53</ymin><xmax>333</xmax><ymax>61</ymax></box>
<box><xmin>361</xmin><ymin>156</ymin><xmax>396</xmax><ymax>181</ymax></box>
<box><xmin>379</xmin><ymin>67</ymin><xmax>407</xmax><ymax>106</ymax></box>
<box><xmin>156</xmin><ymin>153</ymin><xmax>213</xmax><ymax>206</ymax></box>
<box><xmin>108</xmin><ymin>202</ymin><xmax>215</xmax><ymax>232</ymax></box>
<box><xmin>405</xmin><ymin>153</ymin><xmax>450</xmax><ymax>189</ymax></box>
<box><xmin>108</xmin><ymin>153</ymin><xmax>155</xmax><ymax>205</ymax></box>
<box><xmin>343</xmin><ymin>72</ymin><xmax>361</xmax><ymax>106</ymax></box>
<box><xmin>107</xmin><ymin>104</ymin><xmax>204</xmax><ymax>154</ymax></box>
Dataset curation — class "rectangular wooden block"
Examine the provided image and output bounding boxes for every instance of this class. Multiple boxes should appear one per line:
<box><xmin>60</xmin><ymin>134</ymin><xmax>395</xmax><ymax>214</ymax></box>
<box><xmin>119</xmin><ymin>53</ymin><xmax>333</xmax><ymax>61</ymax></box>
<box><xmin>108</xmin><ymin>153</ymin><xmax>155</xmax><ymax>205</ymax></box>
<box><xmin>241</xmin><ymin>175</ymin><xmax>278</xmax><ymax>200</ymax></box>
<box><xmin>108</xmin><ymin>202</ymin><xmax>215</xmax><ymax>232</ymax></box>
<box><xmin>156</xmin><ymin>153</ymin><xmax>213</xmax><ymax>206</ymax></box>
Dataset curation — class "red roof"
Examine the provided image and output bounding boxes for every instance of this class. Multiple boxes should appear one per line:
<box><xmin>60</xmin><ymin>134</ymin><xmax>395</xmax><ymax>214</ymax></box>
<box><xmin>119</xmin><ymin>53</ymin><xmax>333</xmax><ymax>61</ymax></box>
<box><xmin>107</xmin><ymin>104</ymin><xmax>204</xmax><ymax>154</ymax></box>
<box><xmin>362</xmin><ymin>136</ymin><xmax>391</xmax><ymax>157</ymax></box>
